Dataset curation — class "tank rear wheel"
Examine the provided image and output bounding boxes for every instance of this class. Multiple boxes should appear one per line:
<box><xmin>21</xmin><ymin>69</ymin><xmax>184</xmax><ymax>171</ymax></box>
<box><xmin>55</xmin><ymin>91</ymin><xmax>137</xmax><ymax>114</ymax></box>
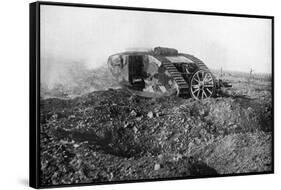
<box><xmin>190</xmin><ymin>70</ymin><xmax>215</xmax><ymax>100</ymax></box>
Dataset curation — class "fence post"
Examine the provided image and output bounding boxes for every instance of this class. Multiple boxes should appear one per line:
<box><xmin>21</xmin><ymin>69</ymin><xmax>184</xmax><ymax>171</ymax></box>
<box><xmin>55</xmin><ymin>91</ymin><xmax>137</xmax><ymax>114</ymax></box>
<box><xmin>249</xmin><ymin>68</ymin><xmax>253</xmax><ymax>83</ymax></box>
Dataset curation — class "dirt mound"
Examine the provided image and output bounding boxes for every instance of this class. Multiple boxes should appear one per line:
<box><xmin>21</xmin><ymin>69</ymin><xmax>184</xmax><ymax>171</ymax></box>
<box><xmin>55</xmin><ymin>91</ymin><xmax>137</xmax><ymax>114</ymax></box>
<box><xmin>40</xmin><ymin>84</ymin><xmax>272</xmax><ymax>185</ymax></box>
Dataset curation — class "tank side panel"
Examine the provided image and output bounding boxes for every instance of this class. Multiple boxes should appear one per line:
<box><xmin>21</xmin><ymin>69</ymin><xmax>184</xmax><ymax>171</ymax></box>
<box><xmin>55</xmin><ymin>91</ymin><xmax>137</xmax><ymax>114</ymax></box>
<box><xmin>121</xmin><ymin>55</ymin><xmax>129</xmax><ymax>83</ymax></box>
<box><xmin>141</xmin><ymin>55</ymin><xmax>177</xmax><ymax>96</ymax></box>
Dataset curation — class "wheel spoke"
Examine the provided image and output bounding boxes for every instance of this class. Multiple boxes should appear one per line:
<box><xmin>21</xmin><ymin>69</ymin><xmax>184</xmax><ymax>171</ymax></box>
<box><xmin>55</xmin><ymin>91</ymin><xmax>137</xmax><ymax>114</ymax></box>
<box><xmin>206</xmin><ymin>88</ymin><xmax>212</xmax><ymax>95</ymax></box>
<box><xmin>196</xmin><ymin>72</ymin><xmax>200</xmax><ymax>81</ymax></box>
<box><xmin>193</xmin><ymin>88</ymin><xmax>200</xmax><ymax>93</ymax></box>
<box><xmin>193</xmin><ymin>77</ymin><xmax>199</xmax><ymax>83</ymax></box>
<box><xmin>196</xmin><ymin>90</ymin><xmax>200</xmax><ymax>99</ymax></box>
<box><xmin>204</xmin><ymin>74</ymin><xmax>212</xmax><ymax>82</ymax></box>
<box><xmin>204</xmin><ymin>77</ymin><xmax>212</xmax><ymax>83</ymax></box>
<box><xmin>199</xmin><ymin>72</ymin><xmax>204</xmax><ymax>81</ymax></box>
<box><xmin>192</xmin><ymin>79</ymin><xmax>199</xmax><ymax>85</ymax></box>
<box><xmin>202</xmin><ymin>89</ymin><xmax>207</xmax><ymax>98</ymax></box>
<box><xmin>192</xmin><ymin>85</ymin><xmax>200</xmax><ymax>89</ymax></box>
<box><xmin>203</xmin><ymin>73</ymin><xmax>207</xmax><ymax>82</ymax></box>
<box><xmin>195</xmin><ymin>73</ymin><xmax>200</xmax><ymax>82</ymax></box>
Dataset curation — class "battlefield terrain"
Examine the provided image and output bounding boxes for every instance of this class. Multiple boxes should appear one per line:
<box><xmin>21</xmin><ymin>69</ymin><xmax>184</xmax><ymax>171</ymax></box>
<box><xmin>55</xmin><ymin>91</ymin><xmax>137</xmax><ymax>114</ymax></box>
<box><xmin>40</xmin><ymin>67</ymin><xmax>272</xmax><ymax>185</ymax></box>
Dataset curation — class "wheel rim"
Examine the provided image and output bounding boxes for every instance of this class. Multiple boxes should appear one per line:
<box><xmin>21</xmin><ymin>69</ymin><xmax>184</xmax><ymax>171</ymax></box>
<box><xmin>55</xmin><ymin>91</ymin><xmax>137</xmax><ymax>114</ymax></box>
<box><xmin>190</xmin><ymin>70</ymin><xmax>214</xmax><ymax>100</ymax></box>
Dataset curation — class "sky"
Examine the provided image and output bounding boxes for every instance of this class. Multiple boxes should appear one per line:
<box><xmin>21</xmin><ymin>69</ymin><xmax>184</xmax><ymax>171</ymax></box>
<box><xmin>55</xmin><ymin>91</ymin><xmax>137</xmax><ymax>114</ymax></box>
<box><xmin>40</xmin><ymin>5</ymin><xmax>272</xmax><ymax>87</ymax></box>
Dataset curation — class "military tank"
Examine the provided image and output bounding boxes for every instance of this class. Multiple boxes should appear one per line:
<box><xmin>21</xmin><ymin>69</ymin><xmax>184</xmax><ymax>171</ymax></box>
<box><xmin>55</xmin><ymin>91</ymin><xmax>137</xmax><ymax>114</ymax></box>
<box><xmin>108</xmin><ymin>47</ymin><xmax>231</xmax><ymax>100</ymax></box>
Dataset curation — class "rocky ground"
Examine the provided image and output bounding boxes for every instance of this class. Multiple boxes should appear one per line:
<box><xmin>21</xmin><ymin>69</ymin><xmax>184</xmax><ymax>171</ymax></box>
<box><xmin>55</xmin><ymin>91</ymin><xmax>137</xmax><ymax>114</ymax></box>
<box><xmin>40</xmin><ymin>72</ymin><xmax>272</xmax><ymax>186</ymax></box>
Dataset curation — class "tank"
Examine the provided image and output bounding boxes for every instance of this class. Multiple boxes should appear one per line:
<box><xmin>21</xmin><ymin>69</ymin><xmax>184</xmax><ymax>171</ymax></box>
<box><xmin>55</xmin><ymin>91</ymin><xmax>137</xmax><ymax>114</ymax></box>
<box><xmin>108</xmin><ymin>47</ymin><xmax>231</xmax><ymax>100</ymax></box>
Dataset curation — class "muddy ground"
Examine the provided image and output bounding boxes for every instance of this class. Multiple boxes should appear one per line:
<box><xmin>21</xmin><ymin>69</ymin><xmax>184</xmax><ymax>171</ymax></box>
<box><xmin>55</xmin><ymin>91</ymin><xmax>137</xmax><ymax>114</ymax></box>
<box><xmin>40</xmin><ymin>72</ymin><xmax>272</xmax><ymax>186</ymax></box>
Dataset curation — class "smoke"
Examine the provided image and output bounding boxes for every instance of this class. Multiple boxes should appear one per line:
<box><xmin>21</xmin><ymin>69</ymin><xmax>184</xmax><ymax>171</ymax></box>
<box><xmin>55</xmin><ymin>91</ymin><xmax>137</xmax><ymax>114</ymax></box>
<box><xmin>41</xmin><ymin>56</ymin><xmax>87</xmax><ymax>89</ymax></box>
<box><xmin>40</xmin><ymin>55</ymin><xmax>119</xmax><ymax>98</ymax></box>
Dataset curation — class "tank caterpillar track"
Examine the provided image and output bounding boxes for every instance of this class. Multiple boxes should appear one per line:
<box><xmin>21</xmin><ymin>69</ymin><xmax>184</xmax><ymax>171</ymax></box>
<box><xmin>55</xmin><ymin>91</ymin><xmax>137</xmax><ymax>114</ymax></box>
<box><xmin>154</xmin><ymin>56</ymin><xmax>189</xmax><ymax>96</ymax></box>
<box><xmin>181</xmin><ymin>54</ymin><xmax>210</xmax><ymax>71</ymax></box>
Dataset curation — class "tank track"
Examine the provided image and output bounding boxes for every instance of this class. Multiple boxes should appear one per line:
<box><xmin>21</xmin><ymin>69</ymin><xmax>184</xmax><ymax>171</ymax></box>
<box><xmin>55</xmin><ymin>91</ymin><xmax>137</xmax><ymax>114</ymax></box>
<box><xmin>181</xmin><ymin>54</ymin><xmax>210</xmax><ymax>71</ymax></box>
<box><xmin>180</xmin><ymin>54</ymin><xmax>210</xmax><ymax>72</ymax></box>
<box><xmin>154</xmin><ymin>56</ymin><xmax>189</xmax><ymax>96</ymax></box>
<box><xmin>181</xmin><ymin>53</ymin><xmax>218</xmax><ymax>87</ymax></box>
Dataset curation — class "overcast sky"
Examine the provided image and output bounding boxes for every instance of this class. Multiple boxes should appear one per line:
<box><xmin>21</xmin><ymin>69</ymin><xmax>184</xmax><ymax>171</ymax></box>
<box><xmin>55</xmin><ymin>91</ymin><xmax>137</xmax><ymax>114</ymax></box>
<box><xmin>41</xmin><ymin>5</ymin><xmax>272</xmax><ymax>75</ymax></box>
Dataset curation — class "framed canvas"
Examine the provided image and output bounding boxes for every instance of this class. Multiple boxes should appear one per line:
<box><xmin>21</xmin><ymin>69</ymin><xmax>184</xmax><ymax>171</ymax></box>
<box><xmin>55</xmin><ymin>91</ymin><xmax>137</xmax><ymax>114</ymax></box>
<box><xmin>29</xmin><ymin>1</ymin><xmax>274</xmax><ymax>188</ymax></box>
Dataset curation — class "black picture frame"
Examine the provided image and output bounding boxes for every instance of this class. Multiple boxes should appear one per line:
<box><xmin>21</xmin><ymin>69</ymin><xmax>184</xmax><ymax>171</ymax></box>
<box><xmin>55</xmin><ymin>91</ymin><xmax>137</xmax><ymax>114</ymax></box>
<box><xmin>30</xmin><ymin>1</ymin><xmax>274</xmax><ymax>189</ymax></box>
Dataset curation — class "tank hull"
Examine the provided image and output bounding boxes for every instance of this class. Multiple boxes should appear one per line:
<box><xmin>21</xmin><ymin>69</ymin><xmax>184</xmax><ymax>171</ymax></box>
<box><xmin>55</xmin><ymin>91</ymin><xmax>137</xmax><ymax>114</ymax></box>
<box><xmin>108</xmin><ymin>47</ymin><xmax>230</xmax><ymax>99</ymax></box>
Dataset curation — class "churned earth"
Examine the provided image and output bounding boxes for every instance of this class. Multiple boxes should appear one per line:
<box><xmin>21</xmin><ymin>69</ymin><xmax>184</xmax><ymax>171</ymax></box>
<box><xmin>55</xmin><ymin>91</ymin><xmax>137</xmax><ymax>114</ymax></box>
<box><xmin>40</xmin><ymin>71</ymin><xmax>272</xmax><ymax>186</ymax></box>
